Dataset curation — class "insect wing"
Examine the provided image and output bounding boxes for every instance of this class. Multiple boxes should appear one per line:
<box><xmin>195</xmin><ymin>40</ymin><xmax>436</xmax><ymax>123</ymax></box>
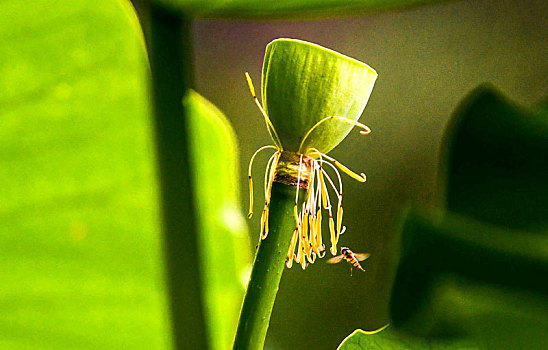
<box><xmin>353</xmin><ymin>252</ymin><xmax>371</xmax><ymax>262</ymax></box>
<box><xmin>326</xmin><ymin>254</ymin><xmax>344</xmax><ymax>264</ymax></box>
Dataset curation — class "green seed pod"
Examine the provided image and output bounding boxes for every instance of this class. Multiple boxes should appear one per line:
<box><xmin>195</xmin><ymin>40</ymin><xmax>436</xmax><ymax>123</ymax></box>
<box><xmin>246</xmin><ymin>38</ymin><xmax>378</xmax><ymax>269</ymax></box>
<box><xmin>261</xmin><ymin>38</ymin><xmax>377</xmax><ymax>154</ymax></box>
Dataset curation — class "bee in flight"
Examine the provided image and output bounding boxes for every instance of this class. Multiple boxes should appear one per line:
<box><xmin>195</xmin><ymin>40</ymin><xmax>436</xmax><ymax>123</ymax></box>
<box><xmin>327</xmin><ymin>247</ymin><xmax>370</xmax><ymax>275</ymax></box>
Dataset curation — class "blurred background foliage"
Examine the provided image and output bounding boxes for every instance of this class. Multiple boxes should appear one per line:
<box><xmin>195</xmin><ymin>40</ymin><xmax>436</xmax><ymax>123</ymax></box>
<box><xmin>0</xmin><ymin>0</ymin><xmax>546</xmax><ymax>349</ymax></box>
<box><xmin>385</xmin><ymin>85</ymin><xmax>548</xmax><ymax>349</ymax></box>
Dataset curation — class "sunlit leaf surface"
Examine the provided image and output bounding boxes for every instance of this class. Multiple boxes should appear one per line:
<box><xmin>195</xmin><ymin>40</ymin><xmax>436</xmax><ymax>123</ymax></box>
<box><xmin>0</xmin><ymin>1</ymin><xmax>250</xmax><ymax>349</ymax></box>
<box><xmin>0</xmin><ymin>0</ymin><xmax>170</xmax><ymax>348</ymax></box>
<box><xmin>185</xmin><ymin>91</ymin><xmax>252</xmax><ymax>350</ymax></box>
<box><xmin>338</xmin><ymin>328</ymin><xmax>478</xmax><ymax>350</ymax></box>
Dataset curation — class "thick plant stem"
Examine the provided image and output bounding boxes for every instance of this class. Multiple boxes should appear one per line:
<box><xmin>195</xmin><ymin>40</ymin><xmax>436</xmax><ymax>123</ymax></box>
<box><xmin>146</xmin><ymin>4</ymin><xmax>210</xmax><ymax>350</ymax></box>
<box><xmin>233</xmin><ymin>182</ymin><xmax>299</xmax><ymax>350</ymax></box>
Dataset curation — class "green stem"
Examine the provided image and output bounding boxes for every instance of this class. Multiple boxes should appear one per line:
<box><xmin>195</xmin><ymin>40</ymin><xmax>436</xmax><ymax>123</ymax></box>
<box><xmin>233</xmin><ymin>182</ymin><xmax>298</xmax><ymax>350</ymax></box>
<box><xmin>146</xmin><ymin>4</ymin><xmax>210</xmax><ymax>350</ymax></box>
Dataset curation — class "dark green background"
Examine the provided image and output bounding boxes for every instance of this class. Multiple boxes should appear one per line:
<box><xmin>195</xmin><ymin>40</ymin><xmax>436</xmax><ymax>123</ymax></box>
<box><xmin>191</xmin><ymin>0</ymin><xmax>547</xmax><ymax>348</ymax></box>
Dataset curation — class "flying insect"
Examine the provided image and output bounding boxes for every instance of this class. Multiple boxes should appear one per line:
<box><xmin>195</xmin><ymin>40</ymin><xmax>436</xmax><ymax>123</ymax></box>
<box><xmin>327</xmin><ymin>247</ymin><xmax>370</xmax><ymax>275</ymax></box>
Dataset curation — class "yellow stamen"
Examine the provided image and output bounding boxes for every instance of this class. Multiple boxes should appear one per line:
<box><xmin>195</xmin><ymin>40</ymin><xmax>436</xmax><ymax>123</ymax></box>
<box><xmin>295</xmin><ymin>154</ymin><xmax>304</xmax><ymax>205</ymax></box>
<box><xmin>316</xmin><ymin>210</ymin><xmax>324</xmax><ymax>256</ymax></box>
<box><xmin>300</xmin><ymin>250</ymin><xmax>308</xmax><ymax>270</ymax></box>
<box><xmin>329</xmin><ymin>216</ymin><xmax>337</xmax><ymax>255</ymax></box>
<box><xmin>312</xmin><ymin>165</ymin><xmax>322</xmax><ymax>213</ymax></box>
<box><xmin>264</xmin><ymin>151</ymin><xmax>280</xmax><ymax>201</ymax></box>
<box><xmin>335</xmin><ymin>160</ymin><xmax>366</xmax><ymax>182</ymax></box>
<box><xmin>319</xmin><ymin>160</ymin><xmax>343</xmax><ymax>194</ymax></box>
<box><xmin>248</xmin><ymin>177</ymin><xmax>253</xmax><ymax>219</ymax></box>
<box><xmin>257</xmin><ymin>151</ymin><xmax>280</xmax><ymax>240</ymax></box>
<box><xmin>323</xmin><ymin>154</ymin><xmax>367</xmax><ymax>182</ymax></box>
<box><xmin>322</xmin><ymin>167</ymin><xmax>341</xmax><ymax>197</ymax></box>
<box><xmin>330</xmin><ymin>116</ymin><xmax>371</xmax><ymax>135</ymax></box>
<box><xmin>297</xmin><ymin>115</ymin><xmax>371</xmax><ymax>153</ymax></box>
<box><xmin>311</xmin><ymin>214</ymin><xmax>324</xmax><ymax>258</ymax></box>
<box><xmin>245</xmin><ymin>72</ymin><xmax>283</xmax><ymax>149</ymax></box>
<box><xmin>247</xmin><ymin>145</ymin><xmax>277</xmax><ymax>218</ymax></box>
<box><xmin>336</xmin><ymin>196</ymin><xmax>343</xmax><ymax>236</ymax></box>
<box><xmin>319</xmin><ymin>167</ymin><xmax>329</xmax><ymax>209</ymax></box>
<box><xmin>263</xmin><ymin>205</ymin><xmax>270</xmax><ymax>239</ymax></box>
<box><xmin>309</xmin><ymin>214</ymin><xmax>317</xmax><ymax>253</ymax></box>
<box><xmin>302</xmin><ymin>211</ymin><xmax>310</xmax><ymax>256</ymax></box>
<box><xmin>286</xmin><ymin>230</ymin><xmax>298</xmax><ymax>268</ymax></box>
<box><xmin>285</xmin><ymin>258</ymin><xmax>293</xmax><ymax>269</ymax></box>
<box><xmin>296</xmin><ymin>240</ymin><xmax>306</xmax><ymax>269</ymax></box>
<box><xmin>308</xmin><ymin>251</ymin><xmax>316</xmax><ymax>264</ymax></box>
<box><xmin>260</xmin><ymin>208</ymin><xmax>266</xmax><ymax>238</ymax></box>
<box><xmin>305</xmin><ymin>164</ymin><xmax>316</xmax><ymax>212</ymax></box>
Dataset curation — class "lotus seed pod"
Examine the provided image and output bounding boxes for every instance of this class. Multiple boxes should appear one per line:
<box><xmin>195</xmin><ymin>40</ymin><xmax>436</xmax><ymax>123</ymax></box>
<box><xmin>261</xmin><ymin>38</ymin><xmax>377</xmax><ymax>154</ymax></box>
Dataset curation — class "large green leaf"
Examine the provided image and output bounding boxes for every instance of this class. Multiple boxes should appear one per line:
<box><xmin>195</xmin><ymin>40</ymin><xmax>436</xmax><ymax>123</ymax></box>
<box><xmin>0</xmin><ymin>1</ymin><xmax>249</xmax><ymax>349</ymax></box>
<box><xmin>338</xmin><ymin>328</ymin><xmax>478</xmax><ymax>349</ymax></box>
<box><xmin>0</xmin><ymin>1</ymin><xmax>169</xmax><ymax>348</ymax></box>
<box><xmin>440</xmin><ymin>85</ymin><xmax>548</xmax><ymax>231</ymax></box>
<box><xmin>185</xmin><ymin>91</ymin><xmax>252</xmax><ymax>350</ymax></box>
<box><xmin>386</xmin><ymin>87</ymin><xmax>548</xmax><ymax>349</ymax></box>
<box><xmin>389</xmin><ymin>208</ymin><xmax>548</xmax><ymax>349</ymax></box>
<box><xmin>151</xmin><ymin>0</ymin><xmax>453</xmax><ymax>19</ymax></box>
